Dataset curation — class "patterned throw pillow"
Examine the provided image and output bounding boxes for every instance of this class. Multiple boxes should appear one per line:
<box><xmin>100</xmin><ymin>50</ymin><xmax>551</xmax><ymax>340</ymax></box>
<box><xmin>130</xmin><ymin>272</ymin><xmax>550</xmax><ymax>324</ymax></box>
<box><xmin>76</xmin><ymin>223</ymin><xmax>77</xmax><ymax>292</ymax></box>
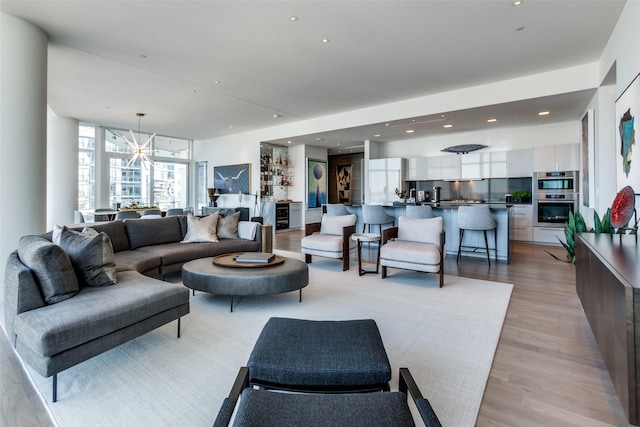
<box><xmin>182</xmin><ymin>213</ymin><xmax>220</xmax><ymax>243</ymax></box>
<box><xmin>18</xmin><ymin>235</ymin><xmax>80</xmax><ymax>304</ymax></box>
<box><xmin>217</xmin><ymin>211</ymin><xmax>240</xmax><ymax>239</ymax></box>
<box><xmin>59</xmin><ymin>226</ymin><xmax>117</xmax><ymax>287</ymax></box>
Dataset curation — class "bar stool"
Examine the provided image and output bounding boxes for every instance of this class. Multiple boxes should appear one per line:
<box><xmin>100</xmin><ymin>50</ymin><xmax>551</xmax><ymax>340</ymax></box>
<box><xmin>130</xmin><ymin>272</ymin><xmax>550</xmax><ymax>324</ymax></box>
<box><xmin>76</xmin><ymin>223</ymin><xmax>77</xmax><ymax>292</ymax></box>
<box><xmin>405</xmin><ymin>205</ymin><xmax>434</xmax><ymax>219</ymax></box>
<box><xmin>362</xmin><ymin>205</ymin><xmax>395</xmax><ymax>234</ymax></box>
<box><xmin>457</xmin><ymin>205</ymin><xmax>497</xmax><ymax>265</ymax></box>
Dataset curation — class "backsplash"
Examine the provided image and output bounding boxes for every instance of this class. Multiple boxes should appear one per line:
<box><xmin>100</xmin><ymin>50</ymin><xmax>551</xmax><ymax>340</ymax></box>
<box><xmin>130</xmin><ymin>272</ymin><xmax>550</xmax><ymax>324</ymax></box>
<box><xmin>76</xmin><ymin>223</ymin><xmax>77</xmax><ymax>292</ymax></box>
<box><xmin>410</xmin><ymin>177</ymin><xmax>532</xmax><ymax>203</ymax></box>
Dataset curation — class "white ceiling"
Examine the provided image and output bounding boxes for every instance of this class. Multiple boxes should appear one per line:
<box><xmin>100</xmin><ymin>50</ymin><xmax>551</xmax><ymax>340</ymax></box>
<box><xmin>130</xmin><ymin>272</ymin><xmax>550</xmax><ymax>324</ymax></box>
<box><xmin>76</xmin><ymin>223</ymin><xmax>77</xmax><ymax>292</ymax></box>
<box><xmin>0</xmin><ymin>0</ymin><xmax>625</xmax><ymax>149</ymax></box>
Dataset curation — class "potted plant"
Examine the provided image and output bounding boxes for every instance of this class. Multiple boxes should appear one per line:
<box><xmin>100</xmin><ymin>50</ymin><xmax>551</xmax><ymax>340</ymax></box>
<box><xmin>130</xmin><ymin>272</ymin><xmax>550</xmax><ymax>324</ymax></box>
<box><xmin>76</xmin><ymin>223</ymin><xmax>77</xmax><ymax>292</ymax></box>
<box><xmin>511</xmin><ymin>190</ymin><xmax>531</xmax><ymax>204</ymax></box>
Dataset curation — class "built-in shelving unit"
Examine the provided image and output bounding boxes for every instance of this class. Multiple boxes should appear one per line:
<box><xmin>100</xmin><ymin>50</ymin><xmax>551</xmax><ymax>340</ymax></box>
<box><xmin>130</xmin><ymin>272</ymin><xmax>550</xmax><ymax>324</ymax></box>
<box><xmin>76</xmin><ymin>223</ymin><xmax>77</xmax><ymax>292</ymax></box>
<box><xmin>260</xmin><ymin>143</ymin><xmax>293</xmax><ymax>202</ymax></box>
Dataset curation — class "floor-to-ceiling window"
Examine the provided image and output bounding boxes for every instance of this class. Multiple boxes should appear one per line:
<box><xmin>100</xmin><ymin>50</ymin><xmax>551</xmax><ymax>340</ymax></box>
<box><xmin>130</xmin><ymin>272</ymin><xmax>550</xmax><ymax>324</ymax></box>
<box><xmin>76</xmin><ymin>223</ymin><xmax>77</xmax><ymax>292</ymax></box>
<box><xmin>79</xmin><ymin>126</ymin><xmax>191</xmax><ymax>212</ymax></box>
<box><xmin>78</xmin><ymin>125</ymin><xmax>96</xmax><ymax>211</ymax></box>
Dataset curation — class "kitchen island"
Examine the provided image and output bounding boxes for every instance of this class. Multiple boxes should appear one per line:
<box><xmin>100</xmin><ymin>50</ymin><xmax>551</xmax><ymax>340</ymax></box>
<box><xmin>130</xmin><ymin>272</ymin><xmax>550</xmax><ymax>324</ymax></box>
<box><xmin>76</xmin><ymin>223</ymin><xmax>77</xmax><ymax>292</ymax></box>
<box><xmin>344</xmin><ymin>203</ymin><xmax>511</xmax><ymax>263</ymax></box>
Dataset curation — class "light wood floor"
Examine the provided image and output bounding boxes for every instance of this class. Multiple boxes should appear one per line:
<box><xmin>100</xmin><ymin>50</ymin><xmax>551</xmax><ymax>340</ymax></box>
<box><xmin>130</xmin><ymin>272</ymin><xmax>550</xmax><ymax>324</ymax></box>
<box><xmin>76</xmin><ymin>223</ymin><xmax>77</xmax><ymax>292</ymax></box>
<box><xmin>0</xmin><ymin>231</ymin><xmax>632</xmax><ymax>426</ymax></box>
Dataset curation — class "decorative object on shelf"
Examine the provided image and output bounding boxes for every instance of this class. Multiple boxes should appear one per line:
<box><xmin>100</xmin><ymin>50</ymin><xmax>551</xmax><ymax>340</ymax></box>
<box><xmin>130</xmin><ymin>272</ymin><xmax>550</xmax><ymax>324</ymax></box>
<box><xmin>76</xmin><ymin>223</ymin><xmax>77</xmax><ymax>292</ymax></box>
<box><xmin>615</xmin><ymin>72</ymin><xmax>640</xmax><ymax>190</ymax></box>
<box><xmin>124</xmin><ymin>112</ymin><xmax>155</xmax><ymax>169</ymax></box>
<box><xmin>214</xmin><ymin>163</ymin><xmax>251</xmax><ymax>194</ymax></box>
<box><xmin>207</xmin><ymin>188</ymin><xmax>220</xmax><ymax>207</ymax></box>
<box><xmin>394</xmin><ymin>187</ymin><xmax>407</xmax><ymax>200</ymax></box>
<box><xmin>440</xmin><ymin>144</ymin><xmax>487</xmax><ymax>154</ymax></box>
<box><xmin>581</xmin><ymin>109</ymin><xmax>595</xmax><ymax>208</ymax></box>
<box><xmin>307</xmin><ymin>158</ymin><xmax>327</xmax><ymax>209</ymax></box>
<box><xmin>610</xmin><ymin>185</ymin><xmax>637</xmax><ymax>231</ymax></box>
<box><xmin>336</xmin><ymin>164</ymin><xmax>352</xmax><ymax>204</ymax></box>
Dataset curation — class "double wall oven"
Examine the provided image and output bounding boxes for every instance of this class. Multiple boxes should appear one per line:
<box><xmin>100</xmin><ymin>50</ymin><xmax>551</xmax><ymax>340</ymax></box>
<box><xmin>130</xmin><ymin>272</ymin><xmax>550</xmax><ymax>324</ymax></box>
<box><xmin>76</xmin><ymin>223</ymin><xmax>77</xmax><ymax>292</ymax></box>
<box><xmin>533</xmin><ymin>171</ymin><xmax>579</xmax><ymax>227</ymax></box>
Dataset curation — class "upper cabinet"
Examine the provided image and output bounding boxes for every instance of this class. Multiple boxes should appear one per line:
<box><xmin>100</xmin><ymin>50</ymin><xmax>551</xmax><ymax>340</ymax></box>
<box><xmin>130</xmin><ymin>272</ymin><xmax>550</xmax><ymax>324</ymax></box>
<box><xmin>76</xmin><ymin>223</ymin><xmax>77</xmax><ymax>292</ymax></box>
<box><xmin>460</xmin><ymin>153</ymin><xmax>483</xmax><ymax>179</ymax></box>
<box><xmin>506</xmin><ymin>149</ymin><xmax>532</xmax><ymax>177</ymax></box>
<box><xmin>482</xmin><ymin>151</ymin><xmax>508</xmax><ymax>178</ymax></box>
<box><xmin>532</xmin><ymin>144</ymin><xmax>579</xmax><ymax>172</ymax></box>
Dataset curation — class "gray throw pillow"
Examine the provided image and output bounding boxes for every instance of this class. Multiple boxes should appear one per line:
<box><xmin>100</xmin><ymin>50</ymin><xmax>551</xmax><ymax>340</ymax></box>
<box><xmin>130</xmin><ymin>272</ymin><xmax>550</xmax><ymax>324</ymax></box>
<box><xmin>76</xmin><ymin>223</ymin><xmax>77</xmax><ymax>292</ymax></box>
<box><xmin>59</xmin><ymin>226</ymin><xmax>117</xmax><ymax>287</ymax></box>
<box><xmin>18</xmin><ymin>235</ymin><xmax>79</xmax><ymax>304</ymax></box>
<box><xmin>217</xmin><ymin>211</ymin><xmax>240</xmax><ymax>239</ymax></box>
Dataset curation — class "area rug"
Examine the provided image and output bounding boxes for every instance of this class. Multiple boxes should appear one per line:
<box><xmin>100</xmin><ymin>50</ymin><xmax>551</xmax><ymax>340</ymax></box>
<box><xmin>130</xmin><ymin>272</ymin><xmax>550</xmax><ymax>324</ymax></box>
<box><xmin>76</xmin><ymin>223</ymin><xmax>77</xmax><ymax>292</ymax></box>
<box><xmin>23</xmin><ymin>253</ymin><xmax>513</xmax><ymax>426</ymax></box>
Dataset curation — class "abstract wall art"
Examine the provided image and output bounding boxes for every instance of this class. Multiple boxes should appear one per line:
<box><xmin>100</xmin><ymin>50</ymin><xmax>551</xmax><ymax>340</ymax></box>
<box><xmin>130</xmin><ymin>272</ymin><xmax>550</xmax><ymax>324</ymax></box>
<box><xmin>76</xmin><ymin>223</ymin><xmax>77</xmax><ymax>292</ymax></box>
<box><xmin>307</xmin><ymin>158</ymin><xmax>327</xmax><ymax>209</ymax></box>
<box><xmin>336</xmin><ymin>164</ymin><xmax>352</xmax><ymax>204</ymax></box>
<box><xmin>615</xmin><ymin>73</ymin><xmax>640</xmax><ymax>191</ymax></box>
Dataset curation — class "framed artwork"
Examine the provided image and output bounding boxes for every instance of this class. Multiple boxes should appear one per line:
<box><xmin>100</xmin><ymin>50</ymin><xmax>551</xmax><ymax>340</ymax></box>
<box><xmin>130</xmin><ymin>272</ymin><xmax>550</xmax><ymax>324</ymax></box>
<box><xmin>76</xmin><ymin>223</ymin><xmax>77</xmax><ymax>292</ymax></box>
<box><xmin>581</xmin><ymin>109</ymin><xmax>595</xmax><ymax>207</ymax></box>
<box><xmin>307</xmin><ymin>158</ymin><xmax>327</xmax><ymax>208</ymax></box>
<box><xmin>336</xmin><ymin>164</ymin><xmax>352</xmax><ymax>204</ymax></box>
<box><xmin>213</xmin><ymin>163</ymin><xmax>251</xmax><ymax>194</ymax></box>
<box><xmin>615</xmin><ymin>73</ymin><xmax>640</xmax><ymax>192</ymax></box>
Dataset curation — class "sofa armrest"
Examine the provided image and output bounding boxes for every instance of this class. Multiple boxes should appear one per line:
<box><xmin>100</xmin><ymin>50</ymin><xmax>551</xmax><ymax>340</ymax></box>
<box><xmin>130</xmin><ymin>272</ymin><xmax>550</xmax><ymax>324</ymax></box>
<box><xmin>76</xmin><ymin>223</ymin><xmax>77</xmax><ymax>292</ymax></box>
<box><xmin>305</xmin><ymin>222</ymin><xmax>321</xmax><ymax>236</ymax></box>
<box><xmin>382</xmin><ymin>227</ymin><xmax>398</xmax><ymax>245</ymax></box>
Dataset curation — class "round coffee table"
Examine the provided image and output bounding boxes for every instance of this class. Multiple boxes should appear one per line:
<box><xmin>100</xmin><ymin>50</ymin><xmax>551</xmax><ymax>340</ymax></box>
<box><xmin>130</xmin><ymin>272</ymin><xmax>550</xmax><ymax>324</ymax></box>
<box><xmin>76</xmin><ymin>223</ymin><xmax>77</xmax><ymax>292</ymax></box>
<box><xmin>182</xmin><ymin>254</ymin><xmax>309</xmax><ymax>312</ymax></box>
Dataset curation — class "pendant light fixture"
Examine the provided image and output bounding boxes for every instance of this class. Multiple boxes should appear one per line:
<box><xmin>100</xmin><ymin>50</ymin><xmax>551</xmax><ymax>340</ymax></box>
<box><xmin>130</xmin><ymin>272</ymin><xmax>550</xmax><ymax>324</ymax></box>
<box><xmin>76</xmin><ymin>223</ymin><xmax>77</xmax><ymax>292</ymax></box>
<box><xmin>441</xmin><ymin>144</ymin><xmax>487</xmax><ymax>154</ymax></box>
<box><xmin>124</xmin><ymin>113</ymin><xmax>156</xmax><ymax>169</ymax></box>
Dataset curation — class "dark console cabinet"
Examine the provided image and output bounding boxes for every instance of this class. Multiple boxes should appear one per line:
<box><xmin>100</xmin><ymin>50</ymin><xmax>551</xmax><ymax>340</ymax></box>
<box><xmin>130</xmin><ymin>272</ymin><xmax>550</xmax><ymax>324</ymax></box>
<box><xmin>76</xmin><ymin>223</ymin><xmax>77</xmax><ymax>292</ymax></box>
<box><xmin>576</xmin><ymin>233</ymin><xmax>640</xmax><ymax>425</ymax></box>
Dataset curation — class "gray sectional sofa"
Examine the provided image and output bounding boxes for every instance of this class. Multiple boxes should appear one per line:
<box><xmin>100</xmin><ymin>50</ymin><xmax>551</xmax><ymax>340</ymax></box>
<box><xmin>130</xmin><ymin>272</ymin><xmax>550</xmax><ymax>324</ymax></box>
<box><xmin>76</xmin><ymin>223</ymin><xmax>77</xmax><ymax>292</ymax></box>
<box><xmin>3</xmin><ymin>214</ymin><xmax>264</xmax><ymax>401</ymax></box>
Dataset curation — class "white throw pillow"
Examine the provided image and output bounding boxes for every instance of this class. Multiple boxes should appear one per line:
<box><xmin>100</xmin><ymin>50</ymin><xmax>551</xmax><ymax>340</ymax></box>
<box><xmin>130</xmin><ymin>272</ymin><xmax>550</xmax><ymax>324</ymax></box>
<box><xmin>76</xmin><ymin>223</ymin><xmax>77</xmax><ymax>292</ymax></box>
<box><xmin>238</xmin><ymin>221</ymin><xmax>259</xmax><ymax>240</ymax></box>
<box><xmin>181</xmin><ymin>213</ymin><xmax>219</xmax><ymax>243</ymax></box>
<box><xmin>398</xmin><ymin>216</ymin><xmax>443</xmax><ymax>245</ymax></box>
<box><xmin>320</xmin><ymin>214</ymin><xmax>357</xmax><ymax>236</ymax></box>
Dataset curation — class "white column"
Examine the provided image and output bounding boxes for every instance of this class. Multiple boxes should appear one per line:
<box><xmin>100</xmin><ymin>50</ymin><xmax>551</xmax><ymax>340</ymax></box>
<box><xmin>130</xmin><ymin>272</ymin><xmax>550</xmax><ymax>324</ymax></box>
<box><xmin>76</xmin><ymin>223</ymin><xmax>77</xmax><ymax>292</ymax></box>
<box><xmin>47</xmin><ymin>107</ymin><xmax>79</xmax><ymax>229</ymax></box>
<box><xmin>0</xmin><ymin>13</ymin><xmax>48</xmax><ymax>284</ymax></box>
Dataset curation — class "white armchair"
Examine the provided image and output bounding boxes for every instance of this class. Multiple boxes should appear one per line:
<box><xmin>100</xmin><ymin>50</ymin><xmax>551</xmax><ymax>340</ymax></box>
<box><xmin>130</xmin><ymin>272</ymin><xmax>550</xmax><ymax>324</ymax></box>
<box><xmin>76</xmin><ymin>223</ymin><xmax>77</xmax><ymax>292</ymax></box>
<box><xmin>301</xmin><ymin>214</ymin><xmax>357</xmax><ymax>271</ymax></box>
<box><xmin>380</xmin><ymin>216</ymin><xmax>445</xmax><ymax>287</ymax></box>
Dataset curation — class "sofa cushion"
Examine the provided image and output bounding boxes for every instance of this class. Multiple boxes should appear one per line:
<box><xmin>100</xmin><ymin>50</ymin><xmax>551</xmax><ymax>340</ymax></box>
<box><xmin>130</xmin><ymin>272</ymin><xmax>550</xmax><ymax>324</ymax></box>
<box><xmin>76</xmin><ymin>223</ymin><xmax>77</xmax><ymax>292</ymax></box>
<box><xmin>87</xmin><ymin>220</ymin><xmax>130</xmax><ymax>252</ymax></box>
<box><xmin>182</xmin><ymin>213</ymin><xmax>219</xmax><ymax>243</ymax></box>
<box><xmin>113</xmin><ymin>250</ymin><xmax>162</xmax><ymax>275</ymax></box>
<box><xmin>320</xmin><ymin>214</ymin><xmax>357</xmax><ymax>236</ymax></box>
<box><xmin>59</xmin><ymin>226</ymin><xmax>117</xmax><ymax>287</ymax></box>
<box><xmin>124</xmin><ymin>216</ymin><xmax>183</xmax><ymax>249</ymax></box>
<box><xmin>17</xmin><ymin>236</ymin><xmax>79</xmax><ymax>304</ymax></box>
<box><xmin>398</xmin><ymin>216</ymin><xmax>443</xmax><ymax>245</ymax></box>
<box><xmin>217</xmin><ymin>211</ymin><xmax>240</xmax><ymax>239</ymax></box>
<box><xmin>380</xmin><ymin>240</ymin><xmax>441</xmax><ymax>265</ymax></box>
<box><xmin>138</xmin><ymin>239</ymin><xmax>260</xmax><ymax>266</ymax></box>
<box><xmin>238</xmin><ymin>221</ymin><xmax>259</xmax><ymax>240</ymax></box>
<box><xmin>13</xmin><ymin>270</ymin><xmax>189</xmax><ymax>357</ymax></box>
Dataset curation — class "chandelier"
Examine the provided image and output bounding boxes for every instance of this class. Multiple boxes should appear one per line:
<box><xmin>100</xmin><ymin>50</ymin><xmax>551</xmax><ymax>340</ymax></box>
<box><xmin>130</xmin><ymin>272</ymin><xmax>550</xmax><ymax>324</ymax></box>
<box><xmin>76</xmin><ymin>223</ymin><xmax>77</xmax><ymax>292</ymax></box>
<box><xmin>124</xmin><ymin>112</ymin><xmax>156</xmax><ymax>169</ymax></box>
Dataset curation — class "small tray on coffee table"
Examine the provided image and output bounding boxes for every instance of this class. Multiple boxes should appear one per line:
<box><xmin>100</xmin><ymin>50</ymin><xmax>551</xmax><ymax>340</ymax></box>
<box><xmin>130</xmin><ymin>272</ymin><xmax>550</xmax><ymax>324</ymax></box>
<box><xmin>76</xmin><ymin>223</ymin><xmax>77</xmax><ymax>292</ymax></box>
<box><xmin>213</xmin><ymin>252</ymin><xmax>285</xmax><ymax>268</ymax></box>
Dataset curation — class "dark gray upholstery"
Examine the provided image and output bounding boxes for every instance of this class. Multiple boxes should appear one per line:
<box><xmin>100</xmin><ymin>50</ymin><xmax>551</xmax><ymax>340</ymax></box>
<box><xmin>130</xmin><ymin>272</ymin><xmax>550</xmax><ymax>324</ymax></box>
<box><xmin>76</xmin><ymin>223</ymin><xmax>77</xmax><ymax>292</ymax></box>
<box><xmin>89</xmin><ymin>221</ymin><xmax>130</xmax><ymax>252</ymax></box>
<box><xmin>113</xmin><ymin>250</ymin><xmax>162</xmax><ymax>275</ymax></box>
<box><xmin>248</xmin><ymin>318</ymin><xmax>391</xmax><ymax>390</ymax></box>
<box><xmin>124</xmin><ymin>216</ymin><xmax>183</xmax><ymax>249</ymax></box>
<box><xmin>58</xmin><ymin>227</ymin><xmax>117</xmax><ymax>287</ymax></box>
<box><xmin>137</xmin><ymin>239</ymin><xmax>259</xmax><ymax>269</ymax></box>
<box><xmin>14</xmin><ymin>271</ymin><xmax>187</xmax><ymax>357</ymax></box>
<box><xmin>233</xmin><ymin>389</ymin><xmax>414</xmax><ymax>427</ymax></box>
<box><xmin>17</xmin><ymin>236</ymin><xmax>79</xmax><ymax>304</ymax></box>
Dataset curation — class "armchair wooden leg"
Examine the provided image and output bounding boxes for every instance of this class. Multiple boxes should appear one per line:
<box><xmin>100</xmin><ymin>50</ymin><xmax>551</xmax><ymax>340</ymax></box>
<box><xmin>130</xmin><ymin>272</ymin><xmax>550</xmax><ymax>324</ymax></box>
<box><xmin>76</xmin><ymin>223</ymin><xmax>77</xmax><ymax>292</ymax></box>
<box><xmin>381</xmin><ymin>265</ymin><xmax>387</xmax><ymax>279</ymax></box>
<box><xmin>305</xmin><ymin>254</ymin><xmax>312</xmax><ymax>264</ymax></box>
<box><xmin>342</xmin><ymin>255</ymin><xmax>349</xmax><ymax>271</ymax></box>
<box><xmin>439</xmin><ymin>268</ymin><xmax>444</xmax><ymax>288</ymax></box>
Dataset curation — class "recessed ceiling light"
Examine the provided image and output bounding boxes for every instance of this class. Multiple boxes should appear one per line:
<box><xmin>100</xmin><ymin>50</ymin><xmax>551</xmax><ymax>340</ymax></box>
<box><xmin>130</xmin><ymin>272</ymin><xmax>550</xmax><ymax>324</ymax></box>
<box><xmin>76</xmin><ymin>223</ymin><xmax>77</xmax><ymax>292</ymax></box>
<box><xmin>406</xmin><ymin>129</ymin><xmax>415</xmax><ymax>133</ymax></box>
<box><xmin>191</xmin><ymin>89</ymin><xmax>197</xmax><ymax>93</ymax></box>
<box><xmin>273</xmin><ymin>114</ymin><xmax>281</xmax><ymax>118</ymax></box>
<box><xmin>538</xmin><ymin>111</ymin><xmax>550</xmax><ymax>116</ymax></box>
<box><xmin>513</xmin><ymin>0</ymin><xmax>523</xmax><ymax>6</ymax></box>
<box><xmin>315</xmin><ymin>137</ymin><xmax>324</xmax><ymax>141</ymax></box>
<box><xmin>289</xmin><ymin>16</ymin><xmax>298</xmax><ymax>21</ymax></box>
<box><xmin>385</xmin><ymin>123</ymin><xmax>390</xmax><ymax>127</ymax></box>
<box><xmin>228</xmin><ymin>125</ymin><xmax>233</xmax><ymax>128</ymax></box>
<box><xmin>337</xmin><ymin>143</ymin><xmax>341</xmax><ymax>146</ymax></box>
<box><xmin>373</xmin><ymin>134</ymin><xmax>381</xmax><ymax>137</ymax></box>
<box><xmin>213</xmin><ymin>80</ymin><xmax>221</xmax><ymax>84</ymax></box>
<box><xmin>443</xmin><ymin>124</ymin><xmax>453</xmax><ymax>128</ymax></box>
<box><xmin>287</xmin><ymin>140</ymin><xmax>292</xmax><ymax>144</ymax></box>
<box><xmin>487</xmin><ymin>118</ymin><xmax>498</xmax><ymax>123</ymax></box>
<box><xmin>321</xmin><ymin>38</ymin><xmax>330</xmax><ymax>43</ymax></box>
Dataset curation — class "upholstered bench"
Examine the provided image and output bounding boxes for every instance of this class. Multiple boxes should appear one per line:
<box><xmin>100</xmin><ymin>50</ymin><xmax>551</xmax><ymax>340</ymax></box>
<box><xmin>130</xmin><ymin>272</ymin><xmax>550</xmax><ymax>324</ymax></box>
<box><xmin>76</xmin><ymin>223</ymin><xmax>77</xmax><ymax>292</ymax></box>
<box><xmin>247</xmin><ymin>317</ymin><xmax>391</xmax><ymax>392</ymax></box>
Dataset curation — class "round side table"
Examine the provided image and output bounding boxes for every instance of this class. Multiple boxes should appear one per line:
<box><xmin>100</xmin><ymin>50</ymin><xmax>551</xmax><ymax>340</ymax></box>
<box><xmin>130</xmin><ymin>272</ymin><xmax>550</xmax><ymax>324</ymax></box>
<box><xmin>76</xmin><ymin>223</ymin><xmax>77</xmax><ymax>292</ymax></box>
<box><xmin>351</xmin><ymin>233</ymin><xmax>381</xmax><ymax>276</ymax></box>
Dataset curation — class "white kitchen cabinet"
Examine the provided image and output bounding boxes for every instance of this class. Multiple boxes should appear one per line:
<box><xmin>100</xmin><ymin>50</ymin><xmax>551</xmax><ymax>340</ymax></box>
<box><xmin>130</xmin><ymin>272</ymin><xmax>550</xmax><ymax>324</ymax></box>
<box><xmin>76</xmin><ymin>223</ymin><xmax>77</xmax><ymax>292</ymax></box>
<box><xmin>406</xmin><ymin>158</ymin><xmax>417</xmax><ymax>181</ymax></box>
<box><xmin>507</xmin><ymin>149</ymin><xmax>532</xmax><ymax>177</ymax></box>
<box><xmin>460</xmin><ymin>153</ymin><xmax>483</xmax><ymax>179</ymax></box>
<box><xmin>532</xmin><ymin>226</ymin><xmax>564</xmax><ymax>244</ymax></box>
<box><xmin>440</xmin><ymin>155</ymin><xmax>460</xmax><ymax>180</ymax></box>
<box><xmin>288</xmin><ymin>202</ymin><xmax>302</xmax><ymax>230</ymax></box>
<box><xmin>510</xmin><ymin>204</ymin><xmax>533</xmax><ymax>242</ymax></box>
<box><xmin>482</xmin><ymin>151</ymin><xmax>508</xmax><ymax>178</ymax></box>
<box><xmin>425</xmin><ymin>156</ymin><xmax>442</xmax><ymax>180</ymax></box>
<box><xmin>533</xmin><ymin>144</ymin><xmax>579</xmax><ymax>172</ymax></box>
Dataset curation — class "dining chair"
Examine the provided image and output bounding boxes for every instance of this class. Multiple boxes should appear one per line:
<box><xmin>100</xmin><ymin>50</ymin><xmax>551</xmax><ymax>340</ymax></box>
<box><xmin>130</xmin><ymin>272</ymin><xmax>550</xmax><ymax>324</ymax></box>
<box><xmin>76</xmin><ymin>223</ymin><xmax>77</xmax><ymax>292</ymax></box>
<box><xmin>165</xmin><ymin>208</ymin><xmax>184</xmax><ymax>216</ymax></box>
<box><xmin>140</xmin><ymin>209</ymin><xmax>162</xmax><ymax>217</ymax></box>
<box><xmin>94</xmin><ymin>208</ymin><xmax>113</xmax><ymax>222</ymax></box>
<box><xmin>115</xmin><ymin>210</ymin><xmax>140</xmax><ymax>220</ymax></box>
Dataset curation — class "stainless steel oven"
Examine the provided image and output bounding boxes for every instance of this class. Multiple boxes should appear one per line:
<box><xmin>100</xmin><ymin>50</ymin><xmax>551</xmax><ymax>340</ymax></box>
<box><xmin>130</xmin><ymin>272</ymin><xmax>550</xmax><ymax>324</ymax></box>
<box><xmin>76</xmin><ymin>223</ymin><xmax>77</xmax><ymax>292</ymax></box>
<box><xmin>533</xmin><ymin>171</ymin><xmax>579</xmax><ymax>228</ymax></box>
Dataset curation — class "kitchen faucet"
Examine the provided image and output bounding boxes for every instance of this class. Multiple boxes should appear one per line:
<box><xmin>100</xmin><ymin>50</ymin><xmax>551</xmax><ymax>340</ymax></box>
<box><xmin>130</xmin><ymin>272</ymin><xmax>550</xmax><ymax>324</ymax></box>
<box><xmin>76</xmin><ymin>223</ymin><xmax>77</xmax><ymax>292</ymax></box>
<box><xmin>410</xmin><ymin>188</ymin><xmax>416</xmax><ymax>200</ymax></box>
